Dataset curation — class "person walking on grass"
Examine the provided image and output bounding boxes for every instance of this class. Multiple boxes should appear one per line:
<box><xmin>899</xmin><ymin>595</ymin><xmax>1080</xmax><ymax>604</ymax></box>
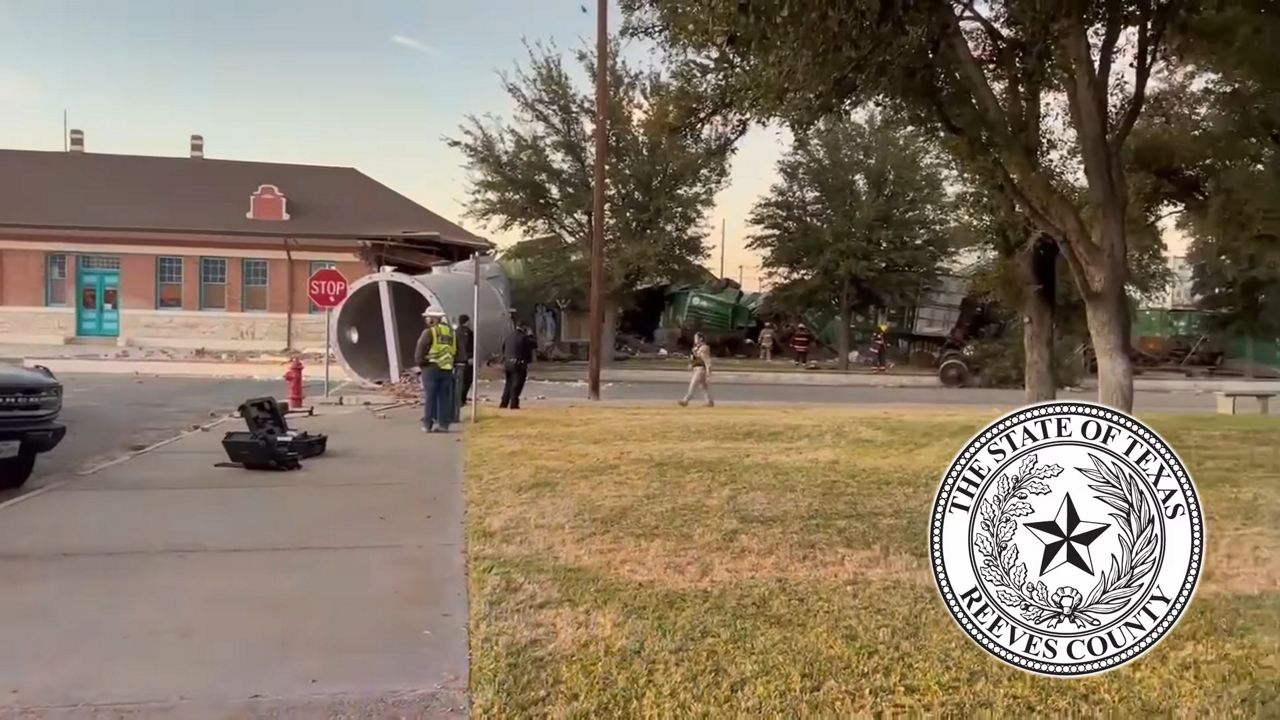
<box><xmin>758</xmin><ymin>322</ymin><xmax>776</xmax><ymax>362</ymax></box>
<box><xmin>414</xmin><ymin>307</ymin><xmax>456</xmax><ymax>433</ymax></box>
<box><xmin>678</xmin><ymin>332</ymin><xmax>714</xmax><ymax>407</ymax></box>
<box><xmin>791</xmin><ymin>323</ymin><xmax>815</xmax><ymax>365</ymax></box>
<box><xmin>499</xmin><ymin>315</ymin><xmax>535</xmax><ymax>409</ymax></box>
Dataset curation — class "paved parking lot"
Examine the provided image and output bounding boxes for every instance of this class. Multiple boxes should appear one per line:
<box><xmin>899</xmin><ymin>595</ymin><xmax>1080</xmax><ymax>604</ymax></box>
<box><xmin>0</xmin><ymin>406</ymin><xmax>467</xmax><ymax>718</ymax></box>
<box><xmin>2</xmin><ymin>374</ymin><xmax>324</xmax><ymax>503</ymax></box>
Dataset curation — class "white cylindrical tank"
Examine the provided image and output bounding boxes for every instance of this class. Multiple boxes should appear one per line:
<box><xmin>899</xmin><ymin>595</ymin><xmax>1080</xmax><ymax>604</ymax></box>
<box><xmin>332</xmin><ymin>256</ymin><xmax>511</xmax><ymax>385</ymax></box>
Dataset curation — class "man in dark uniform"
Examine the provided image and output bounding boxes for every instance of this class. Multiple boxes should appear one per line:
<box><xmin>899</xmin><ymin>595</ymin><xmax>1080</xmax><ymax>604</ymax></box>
<box><xmin>455</xmin><ymin>314</ymin><xmax>475</xmax><ymax>405</ymax></box>
<box><xmin>500</xmin><ymin>317</ymin><xmax>535</xmax><ymax>409</ymax></box>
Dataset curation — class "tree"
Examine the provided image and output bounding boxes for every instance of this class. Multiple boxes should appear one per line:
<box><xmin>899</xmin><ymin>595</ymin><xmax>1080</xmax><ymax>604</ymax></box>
<box><xmin>1128</xmin><ymin>0</ymin><xmax>1279</xmax><ymax>372</ymax></box>
<box><xmin>1190</xmin><ymin>231</ymin><xmax>1280</xmax><ymax>374</ymax></box>
<box><xmin>952</xmin><ymin>177</ymin><xmax>1061</xmax><ymax>400</ymax></box>
<box><xmin>625</xmin><ymin>0</ymin><xmax>1199</xmax><ymax>411</ymax></box>
<box><xmin>748</xmin><ymin>111</ymin><xmax>953</xmax><ymax>369</ymax></box>
<box><xmin>447</xmin><ymin>40</ymin><xmax>743</xmax><ymax>358</ymax></box>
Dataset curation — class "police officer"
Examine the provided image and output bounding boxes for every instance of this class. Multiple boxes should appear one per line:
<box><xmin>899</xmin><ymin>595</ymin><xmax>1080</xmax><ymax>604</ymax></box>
<box><xmin>414</xmin><ymin>307</ymin><xmax>456</xmax><ymax>432</ymax></box>
<box><xmin>455</xmin><ymin>314</ymin><xmax>475</xmax><ymax>406</ymax></box>
<box><xmin>499</xmin><ymin>315</ymin><xmax>535</xmax><ymax>409</ymax></box>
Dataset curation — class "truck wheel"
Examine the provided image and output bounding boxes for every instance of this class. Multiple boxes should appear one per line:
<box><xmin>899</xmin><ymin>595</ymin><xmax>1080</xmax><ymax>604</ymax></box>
<box><xmin>0</xmin><ymin>449</ymin><xmax>37</xmax><ymax>490</ymax></box>
<box><xmin>939</xmin><ymin>358</ymin><xmax>970</xmax><ymax>388</ymax></box>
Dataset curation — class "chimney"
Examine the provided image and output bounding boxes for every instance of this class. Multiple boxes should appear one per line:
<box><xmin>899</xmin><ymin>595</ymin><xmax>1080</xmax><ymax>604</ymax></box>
<box><xmin>190</xmin><ymin>134</ymin><xmax>204</xmax><ymax>159</ymax></box>
<box><xmin>69</xmin><ymin>129</ymin><xmax>84</xmax><ymax>153</ymax></box>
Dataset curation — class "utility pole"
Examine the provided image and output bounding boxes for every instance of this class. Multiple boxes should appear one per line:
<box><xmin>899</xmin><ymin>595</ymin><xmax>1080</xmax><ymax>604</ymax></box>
<box><xmin>738</xmin><ymin>265</ymin><xmax>744</xmax><ymax>286</ymax></box>
<box><xmin>587</xmin><ymin>0</ymin><xmax>608</xmax><ymax>401</ymax></box>
<box><xmin>719</xmin><ymin>219</ymin><xmax>726</xmax><ymax>278</ymax></box>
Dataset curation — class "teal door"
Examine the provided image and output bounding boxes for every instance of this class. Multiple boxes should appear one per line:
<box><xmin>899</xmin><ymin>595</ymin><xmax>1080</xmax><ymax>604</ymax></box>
<box><xmin>77</xmin><ymin>269</ymin><xmax>121</xmax><ymax>337</ymax></box>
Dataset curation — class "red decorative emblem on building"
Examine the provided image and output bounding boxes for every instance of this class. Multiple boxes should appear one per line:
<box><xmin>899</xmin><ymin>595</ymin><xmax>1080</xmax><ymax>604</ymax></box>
<box><xmin>247</xmin><ymin>184</ymin><xmax>290</xmax><ymax>221</ymax></box>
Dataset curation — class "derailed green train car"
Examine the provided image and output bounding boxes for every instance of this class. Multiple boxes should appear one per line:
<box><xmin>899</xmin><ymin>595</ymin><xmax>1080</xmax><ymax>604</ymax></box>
<box><xmin>658</xmin><ymin>282</ymin><xmax>761</xmax><ymax>345</ymax></box>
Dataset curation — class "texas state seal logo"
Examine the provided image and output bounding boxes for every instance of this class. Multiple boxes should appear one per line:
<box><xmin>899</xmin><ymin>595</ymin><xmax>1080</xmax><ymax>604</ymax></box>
<box><xmin>929</xmin><ymin>401</ymin><xmax>1204</xmax><ymax>676</ymax></box>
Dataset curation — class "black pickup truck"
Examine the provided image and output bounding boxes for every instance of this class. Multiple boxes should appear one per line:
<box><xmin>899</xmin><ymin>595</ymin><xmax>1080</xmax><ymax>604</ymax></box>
<box><xmin>0</xmin><ymin>364</ymin><xmax>66</xmax><ymax>489</ymax></box>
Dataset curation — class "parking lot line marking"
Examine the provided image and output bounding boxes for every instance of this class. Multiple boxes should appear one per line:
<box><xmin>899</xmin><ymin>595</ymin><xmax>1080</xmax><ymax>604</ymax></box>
<box><xmin>76</xmin><ymin>415</ymin><xmax>235</xmax><ymax>476</ymax></box>
<box><xmin>0</xmin><ymin>415</ymin><xmax>237</xmax><ymax>514</ymax></box>
<box><xmin>0</xmin><ymin>478</ymin><xmax>73</xmax><ymax>512</ymax></box>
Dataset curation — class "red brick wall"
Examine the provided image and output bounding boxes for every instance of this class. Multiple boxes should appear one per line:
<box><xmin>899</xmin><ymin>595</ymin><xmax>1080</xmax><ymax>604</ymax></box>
<box><xmin>120</xmin><ymin>255</ymin><xmax>154</xmax><ymax>309</ymax></box>
<box><xmin>0</xmin><ymin>249</ymin><xmax>49</xmax><ymax>305</ymax></box>
<box><xmin>181</xmin><ymin>257</ymin><xmax>200</xmax><ymax>310</ymax></box>
<box><xmin>225</xmin><ymin>257</ymin><xmax>243</xmax><ymax>312</ymax></box>
<box><xmin>1</xmin><ymin>243</ymin><xmax>371</xmax><ymax>314</ymax></box>
<box><xmin>267</xmin><ymin>259</ymin><xmax>291</xmax><ymax>313</ymax></box>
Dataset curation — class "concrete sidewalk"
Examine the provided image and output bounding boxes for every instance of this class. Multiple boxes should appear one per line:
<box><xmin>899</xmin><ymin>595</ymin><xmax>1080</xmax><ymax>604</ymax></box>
<box><xmin>0</xmin><ymin>407</ymin><xmax>467</xmax><ymax>718</ymax></box>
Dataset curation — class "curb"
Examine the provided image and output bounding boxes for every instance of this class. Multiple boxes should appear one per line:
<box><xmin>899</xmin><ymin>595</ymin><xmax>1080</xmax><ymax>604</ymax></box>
<box><xmin>21</xmin><ymin>357</ymin><xmax>350</xmax><ymax>382</ymax></box>
<box><xmin>526</xmin><ymin>370</ymin><xmax>1280</xmax><ymax>393</ymax></box>
<box><xmin>528</xmin><ymin>369</ymin><xmax>942</xmax><ymax>388</ymax></box>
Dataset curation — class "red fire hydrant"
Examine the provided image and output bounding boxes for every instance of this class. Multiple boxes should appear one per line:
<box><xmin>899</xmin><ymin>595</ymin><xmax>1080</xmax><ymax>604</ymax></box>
<box><xmin>284</xmin><ymin>356</ymin><xmax>305</xmax><ymax>410</ymax></box>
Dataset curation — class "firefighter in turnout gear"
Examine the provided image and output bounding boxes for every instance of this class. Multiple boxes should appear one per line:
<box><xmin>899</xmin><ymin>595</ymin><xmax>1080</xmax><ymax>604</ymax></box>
<box><xmin>415</xmin><ymin>307</ymin><xmax>456</xmax><ymax>432</ymax></box>
<box><xmin>871</xmin><ymin>323</ymin><xmax>890</xmax><ymax>373</ymax></box>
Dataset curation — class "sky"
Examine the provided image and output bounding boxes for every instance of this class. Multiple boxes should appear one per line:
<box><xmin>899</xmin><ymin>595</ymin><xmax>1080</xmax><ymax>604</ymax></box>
<box><xmin>0</xmin><ymin>0</ymin><xmax>783</xmax><ymax>290</ymax></box>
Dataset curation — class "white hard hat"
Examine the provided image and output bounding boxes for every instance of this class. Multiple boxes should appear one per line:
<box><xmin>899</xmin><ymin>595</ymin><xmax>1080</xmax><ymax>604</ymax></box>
<box><xmin>422</xmin><ymin>307</ymin><xmax>445</xmax><ymax>318</ymax></box>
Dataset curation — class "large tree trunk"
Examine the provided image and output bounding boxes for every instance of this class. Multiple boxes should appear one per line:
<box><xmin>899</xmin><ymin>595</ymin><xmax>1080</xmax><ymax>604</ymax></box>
<box><xmin>1083</xmin><ymin>282</ymin><xmax>1135</xmax><ymax>411</ymax></box>
<box><xmin>837</xmin><ymin>284</ymin><xmax>851</xmax><ymax>371</ymax></box>
<box><xmin>1020</xmin><ymin>238</ymin><xmax>1057</xmax><ymax>403</ymax></box>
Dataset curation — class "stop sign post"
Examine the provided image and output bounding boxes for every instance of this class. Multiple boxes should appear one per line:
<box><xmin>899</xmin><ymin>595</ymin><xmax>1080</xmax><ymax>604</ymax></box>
<box><xmin>308</xmin><ymin>267</ymin><xmax>348</xmax><ymax>397</ymax></box>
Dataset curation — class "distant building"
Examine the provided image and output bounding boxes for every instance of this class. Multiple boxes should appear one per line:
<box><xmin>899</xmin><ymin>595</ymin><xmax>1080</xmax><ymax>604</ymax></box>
<box><xmin>1166</xmin><ymin>256</ymin><xmax>1197</xmax><ymax>308</ymax></box>
<box><xmin>0</xmin><ymin>133</ymin><xmax>489</xmax><ymax>349</ymax></box>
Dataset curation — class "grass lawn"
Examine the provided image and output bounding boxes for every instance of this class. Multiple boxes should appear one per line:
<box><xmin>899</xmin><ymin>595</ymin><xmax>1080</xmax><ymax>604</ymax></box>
<box><xmin>465</xmin><ymin>407</ymin><xmax>1279</xmax><ymax>716</ymax></box>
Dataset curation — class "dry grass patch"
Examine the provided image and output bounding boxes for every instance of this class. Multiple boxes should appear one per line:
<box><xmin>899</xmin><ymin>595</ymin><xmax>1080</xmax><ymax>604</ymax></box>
<box><xmin>467</xmin><ymin>406</ymin><xmax>1280</xmax><ymax>716</ymax></box>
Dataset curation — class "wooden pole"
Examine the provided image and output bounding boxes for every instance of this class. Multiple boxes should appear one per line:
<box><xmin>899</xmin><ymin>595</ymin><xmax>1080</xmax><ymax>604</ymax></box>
<box><xmin>719</xmin><ymin>219</ymin><xmax>726</xmax><ymax>278</ymax></box>
<box><xmin>587</xmin><ymin>0</ymin><xmax>608</xmax><ymax>401</ymax></box>
<box><xmin>472</xmin><ymin>252</ymin><xmax>481</xmax><ymax>422</ymax></box>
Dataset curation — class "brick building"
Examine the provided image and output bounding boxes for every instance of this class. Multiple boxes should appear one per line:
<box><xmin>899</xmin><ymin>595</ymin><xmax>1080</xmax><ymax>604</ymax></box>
<box><xmin>0</xmin><ymin>133</ymin><xmax>489</xmax><ymax>350</ymax></box>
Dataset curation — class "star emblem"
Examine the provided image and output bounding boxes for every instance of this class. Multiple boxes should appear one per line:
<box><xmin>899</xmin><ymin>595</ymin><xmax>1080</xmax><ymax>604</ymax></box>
<box><xmin>1025</xmin><ymin>494</ymin><xmax>1110</xmax><ymax>576</ymax></box>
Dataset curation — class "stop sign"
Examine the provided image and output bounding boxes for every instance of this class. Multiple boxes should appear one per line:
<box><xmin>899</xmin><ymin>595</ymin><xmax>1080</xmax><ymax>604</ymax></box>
<box><xmin>308</xmin><ymin>267</ymin><xmax>349</xmax><ymax>309</ymax></box>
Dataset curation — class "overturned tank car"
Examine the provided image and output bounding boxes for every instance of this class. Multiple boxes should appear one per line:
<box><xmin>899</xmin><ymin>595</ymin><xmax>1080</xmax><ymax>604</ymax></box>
<box><xmin>332</xmin><ymin>257</ymin><xmax>512</xmax><ymax>386</ymax></box>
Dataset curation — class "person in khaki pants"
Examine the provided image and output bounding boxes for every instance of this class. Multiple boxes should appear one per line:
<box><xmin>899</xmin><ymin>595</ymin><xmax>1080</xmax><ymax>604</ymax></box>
<box><xmin>758</xmin><ymin>323</ymin><xmax>776</xmax><ymax>361</ymax></box>
<box><xmin>678</xmin><ymin>332</ymin><xmax>714</xmax><ymax>407</ymax></box>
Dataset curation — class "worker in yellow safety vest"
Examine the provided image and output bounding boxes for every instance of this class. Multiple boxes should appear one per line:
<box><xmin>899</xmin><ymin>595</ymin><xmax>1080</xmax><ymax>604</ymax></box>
<box><xmin>414</xmin><ymin>306</ymin><xmax>456</xmax><ymax>432</ymax></box>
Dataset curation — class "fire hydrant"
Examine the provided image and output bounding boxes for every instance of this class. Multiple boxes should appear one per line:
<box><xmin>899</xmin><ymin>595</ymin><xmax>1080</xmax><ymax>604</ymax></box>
<box><xmin>284</xmin><ymin>356</ymin><xmax>305</xmax><ymax>410</ymax></box>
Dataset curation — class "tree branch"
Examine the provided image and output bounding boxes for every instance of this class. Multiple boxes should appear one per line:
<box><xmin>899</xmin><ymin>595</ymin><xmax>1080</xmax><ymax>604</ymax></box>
<box><xmin>1058</xmin><ymin>14</ymin><xmax>1118</xmax><ymax>217</ymax></box>
<box><xmin>1112</xmin><ymin>0</ymin><xmax>1172</xmax><ymax>150</ymax></box>
<box><xmin>1096</xmin><ymin>0</ymin><xmax>1125</xmax><ymax>99</ymax></box>
<box><xmin>943</xmin><ymin>12</ymin><xmax>1014</xmax><ymax>142</ymax></box>
<box><xmin>955</xmin><ymin>0</ymin><xmax>1007</xmax><ymax>47</ymax></box>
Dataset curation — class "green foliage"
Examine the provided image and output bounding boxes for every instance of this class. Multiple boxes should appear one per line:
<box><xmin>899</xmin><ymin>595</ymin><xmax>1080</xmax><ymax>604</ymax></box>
<box><xmin>1129</xmin><ymin>0</ymin><xmax>1280</xmax><ymax>336</ymax></box>
<box><xmin>1189</xmin><ymin>232</ymin><xmax>1280</xmax><ymax>338</ymax></box>
<box><xmin>447</xmin><ymin>40</ymin><xmax>743</xmax><ymax>305</ymax></box>
<box><xmin>969</xmin><ymin>332</ymin><xmax>1085</xmax><ymax>390</ymax></box>
<box><xmin>627</xmin><ymin>3</ymin><xmax>1190</xmax><ymax>291</ymax></box>
<box><xmin>746</xmin><ymin>111</ymin><xmax>954</xmax><ymax>317</ymax></box>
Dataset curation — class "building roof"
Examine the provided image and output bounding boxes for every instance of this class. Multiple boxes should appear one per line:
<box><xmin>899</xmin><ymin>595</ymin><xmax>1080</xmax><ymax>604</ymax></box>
<box><xmin>0</xmin><ymin>149</ymin><xmax>489</xmax><ymax>249</ymax></box>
